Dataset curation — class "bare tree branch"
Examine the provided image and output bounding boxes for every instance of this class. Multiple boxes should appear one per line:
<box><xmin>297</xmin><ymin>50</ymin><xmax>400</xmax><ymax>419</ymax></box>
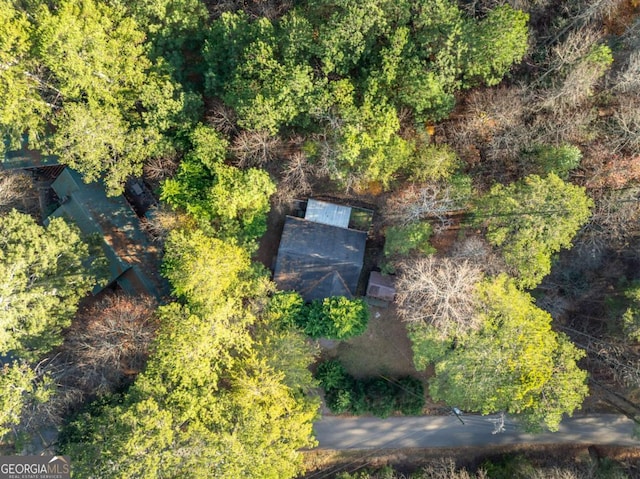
<box><xmin>396</xmin><ymin>257</ymin><xmax>483</xmax><ymax>337</ymax></box>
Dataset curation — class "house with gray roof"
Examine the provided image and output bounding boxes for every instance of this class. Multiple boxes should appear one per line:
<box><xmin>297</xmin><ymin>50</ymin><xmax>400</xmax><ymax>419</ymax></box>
<box><xmin>273</xmin><ymin>199</ymin><xmax>368</xmax><ymax>301</ymax></box>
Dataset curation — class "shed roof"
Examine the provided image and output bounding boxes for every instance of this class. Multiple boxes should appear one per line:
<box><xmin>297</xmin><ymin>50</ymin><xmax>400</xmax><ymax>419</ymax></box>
<box><xmin>273</xmin><ymin>215</ymin><xmax>366</xmax><ymax>301</ymax></box>
<box><xmin>366</xmin><ymin>271</ymin><xmax>396</xmax><ymax>302</ymax></box>
<box><xmin>304</xmin><ymin>199</ymin><xmax>352</xmax><ymax>229</ymax></box>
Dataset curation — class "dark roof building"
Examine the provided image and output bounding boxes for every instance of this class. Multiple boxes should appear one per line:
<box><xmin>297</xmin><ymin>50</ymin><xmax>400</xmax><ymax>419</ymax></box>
<box><xmin>2</xmin><ymin>135</ymin><xmax>59</xmax><ymax>170</ymax></box>
<box><xmin>46</xmin><ymin>168</ymin><xmax>164</xmax><ymax>298</ymax></box>
<box><xmin>273</xmin><ymin>200</ymin><xmax>367</xmax><ymax>301</ymax></box>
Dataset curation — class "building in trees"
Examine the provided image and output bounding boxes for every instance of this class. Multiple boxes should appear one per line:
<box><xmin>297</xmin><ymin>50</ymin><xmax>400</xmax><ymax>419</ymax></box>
<box><xmin>47</xmin><ymin>168</ymin><xmax>165</xmax><ymax>298</ymax></box>
<box><xmin>273</xmin><ymin>199</ymin><xmax>368</xmax><ymax>301</ymax></box>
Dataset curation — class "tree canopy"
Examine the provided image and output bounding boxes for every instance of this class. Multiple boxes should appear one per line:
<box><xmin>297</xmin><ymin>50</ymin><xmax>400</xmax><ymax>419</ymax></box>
<box><xmin>428</xmin><ymin>275</ymin><xmax>588</xmax><ymax>432</ymax></box>
<box><xmin>0</xmin><ymin>0</ymin><xmax>47</xmax><ymax>152</ymax></box>
<box><xmin>0</xmin><ymin>361</ymin><xmax>53</xmax><ymax>442</ymax></box>
<box><xmin>474</xmin><ymin>174</ymin><xmax>593</xmax><ymax>288</ymax></box>
<box><xmin>1</xmin><ymin>0</ymin><xmax>615</xmax><ymax>472</ymax></box>
<box><xmin>0</xmin><ymin>0</ymin><xmax>197</xmax><ymax>195</ymax></box>
<box><xmin>0</xmin><ymin>210</ymin><xmax>98</xmax><ymax>359</ymax></box>
<box><xmin>297</xmin><ymin>296</ymin><xmax>370</xmax><ymax>340</ymax></box>
<box><xmin>160</xmin><ymin>124</ymin><xmax>276</xmax><ymax>244</ymax></box>
<box><xmin>60</xmin><ymin>226</ymin><xmax>319</xmax><ymax>478</ymax></box>
<box><xmin>202</xmin><ymin>1</ymin><xmax>529</xmax><ymax>188</ymax></box>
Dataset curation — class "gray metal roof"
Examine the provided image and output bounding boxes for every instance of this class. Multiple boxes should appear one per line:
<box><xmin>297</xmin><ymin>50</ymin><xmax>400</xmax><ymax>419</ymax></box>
<box><xmin>273</xmin><ymin>215</ymin><xmax>366</xmax><ymax>301</ymax></box>
<box><xmin>304</xmin><ymin>199</ymin><xmax>352</xmax><ymax>229</ymax></box>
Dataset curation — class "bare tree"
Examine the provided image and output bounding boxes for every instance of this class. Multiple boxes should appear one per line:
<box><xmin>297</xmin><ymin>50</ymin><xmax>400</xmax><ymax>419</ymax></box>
<box><xmin>60</xmin><ymin>294</ymin><xmax>158</xmax><ymax>397</ymax></box>
<box><xmin>206</xmin><ymin>99</ymin><xmax>238</xmax><ymax>135</ymax></box>
<box><xmin>451</xmin><ymin>87</ymin><xmax>527</xmax><ymax>150</ymax></box>
<box><xmin>230</xmin><ymin>130</ymin><xmax>283</xmax><ymax>168</ymax></box>
<box><xmin>580</xmin><ymin>187</ymin><xmax>640</xmax><ymax>250</ymax></box>
<box><xmin>419</xmin><ymin>458</ymin><xmax>487</xmax><ymax>479</ymax></box>
<box><xmin>541</xmin><ymin>28</ymin><xmax>603</xmax><ymax>82</ymax></box>
<box><xmin>611</xmin><ymin>51</ymin><xmax>640</xmax><ymax>94</ymax></box>
<box><xmin>0</xmin><ymin>171</ymin><xmax>38</xmax><ymax>215</ymax></box>
<box><xmin>396</xmin><ymin>257</ymin><xmax>483</xmax><ymax>338</ymax></box>
<box><xmin>140</xmin><ymin>205</ymin><xmax>188</xmax><ymax>245</ymax></box>
<box><xmin>609</xmin><ymin>96</ymin><xmax>640</xmax><ymax>153</ymax></box>
<box><xmin>537</xmin><ymin>60</ymin><xmax>610</xmax><ymax>113</ymax></box>
<box><xmin>383</xmin><ymin>183</ymin><xmax>468</xmax><ymax>229</ymax></box>
<box><xmin>532</xmin><ymin>106</ymin><xmax>597</xmax><ymax>146</ymax></box>
<box><xmin>581</xmin><ymin>141</ymin><xmax>640</xmax><ymax>190</ymax></box>
<box><xmin>448</xmin><ymin>86</ymin><xmax>533</xmax><ymax>176</ymax></box>
<box><xmin>560</xmin><ymin>324</ymin><xmax>640</xmax><ymax>389</ymax></box>
<box><xmin>280</xmin><ymin>151</ymin><xmax>315</xmax><ymax>196</ymax></box>
<box><xmin>12</xmin><ymin>293</ymin><xmax>156</xmax><ymax>435</ymax></box>
<box><xmin>143</xmin><ymin>152</ymin><xmax>179</xmax><ymax>188</ymax></box>
<box><xmin>451</xmin><ymin>236</ymin><xmax>509</xmax><ymax>276</ymax></box>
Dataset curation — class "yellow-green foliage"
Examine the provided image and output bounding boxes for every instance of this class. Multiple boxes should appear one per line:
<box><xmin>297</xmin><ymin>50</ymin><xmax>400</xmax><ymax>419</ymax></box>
<box><xmin>429</xmin><ymin>275</ymin><xmax>588</xmax><ymax>432</ymax></box>
<box><xmin>0</xmin><ymin>210</ymin><xmax>98</xmax><ymax>359</ymax></box>
<box><xmin>61</xmin><ymin>226</ymin><xmax>319</xmax><ymax>478</ymax></box>
<box><xmin>0</xmin><ymin>362</ymin><xmax>53</xmax><ymax>442</ymax></box>
<box><xmin>475</xmin><ymin>174</ymin><xmax>593</xmax><ymax>289</ymax></box>
<box><xmin>622</xmin><ymin>282</ymin><xmax>640</xmax><ymax>342</ymax></box>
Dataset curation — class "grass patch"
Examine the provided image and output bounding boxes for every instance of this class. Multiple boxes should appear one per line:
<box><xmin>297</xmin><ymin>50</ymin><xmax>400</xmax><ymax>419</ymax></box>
<box><xmin>327</xmin><ymin>305</ymin><xmax>422</xmax><ymax>380</ymax></box>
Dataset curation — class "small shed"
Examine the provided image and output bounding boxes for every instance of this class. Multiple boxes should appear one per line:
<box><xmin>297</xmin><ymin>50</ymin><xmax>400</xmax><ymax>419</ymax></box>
<box><xmin>366</xmin><ymin>271</ymin><xmax>396</xmax><ymax>302</ymax></box>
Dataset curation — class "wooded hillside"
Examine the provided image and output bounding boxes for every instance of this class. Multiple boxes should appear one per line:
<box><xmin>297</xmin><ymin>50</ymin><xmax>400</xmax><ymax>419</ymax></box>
<box><xmin>1</xmin><ymin>0</ymin><xmax>639</xmax><ymax>477</ymax></box>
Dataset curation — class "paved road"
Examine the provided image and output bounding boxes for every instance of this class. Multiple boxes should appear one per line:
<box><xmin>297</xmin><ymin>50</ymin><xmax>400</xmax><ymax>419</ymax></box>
<box><xmin>314</xmin><ymin>414</ymin><xmax>639</xmax><ymax>449</ymax></box>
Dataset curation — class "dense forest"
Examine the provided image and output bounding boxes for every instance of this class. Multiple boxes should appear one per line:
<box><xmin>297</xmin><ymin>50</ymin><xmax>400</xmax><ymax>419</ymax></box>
<box><xmin>0</xmin><ymin>0</ymin><xmax>639</xmax><ymax>477</ymax></box>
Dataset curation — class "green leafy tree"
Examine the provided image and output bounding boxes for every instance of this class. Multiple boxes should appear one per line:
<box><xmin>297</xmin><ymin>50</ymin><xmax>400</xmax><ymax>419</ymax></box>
<box><xmin>51</xmin><ymin>102</ymin><xmax>159</xmax><ymax>195</ymax></box>
<box><xmin>123</xmin><ymin>0</ymin><xmax>209</xmax><ymax>80</ymax></box>
<box><xmin>316</xmin><ymin>359</ymin><xmax>352</xmax><ymax>391</ymax></box>
<box><xmin>0</xmin><ymin>210</ymin><xmax>97</xmax><ymax>359</ymax></box>
<box><xmin>0</xmin><ymin>0</ymin><xmax>49</xmax><ymax>152</ymax></box>
<box><xmin>405</xmin><ymin>142</ymin><xmax>460</xmax><ymax>183</ymax></box>
<box><xmin>258</xmin><ymin>291</ymin><xmax>318</xmax><ymax>392</ymax></box>
<box><xmin>303</xmin><ymin>0</ymin><xmax>388</xmax><ymax>76</ymax></box>
<box><xmin>62</xmin><ymin>315</ymin><xmax>316</xmax><ymax>478</ymax></box>
<box><xmin>474</xmin><ymin>174</ymin><xmax>593</xmax><ymax>288</ymax></box>
<box><xmin>204</xmin><ymin>12</ymin><xmax>316</xmax><ymax>133</ymax></box>
<box><xmin>299</xmin><ymin>297</ymin><xmax>370</xmax><ymax>340</ymax></box>
<box><xmin>320</xmin><ymin>80</ymin><xmax>413</xmax><ymax>189</ymax></box>
<box><xmin>429</xmin><ymin>275</ymin><xmax>588</xmax><ymax>432</ymax></box>
<box><xmin>162</xmin><ymin>228</ymin><xmax>253</xmax><ymax>312</ymax></box>
<box><xmin>204</xmin><ymin>11</ymin><xmax>266</xmax><ymax>96</ymax></box>
<box><xmin>264</xmin><ymin>291</ymin><xmax>305</xmax><ymax>330</ymax></box>
<box><xmin>255</xmin><ymin>327</ymin><xmax>318</xmax><ymax>393</ymax></box>
<box><xmin>621</xmin><ymin>281</ymin><xmax>640</xmax><ymax>342</ymax></box>
<box><xmin>161</xmin><ymin>125</ymin><xmax>276</xmax><ymax>244</ymax></box>
<box><xmin>208</xmin><ymin>164</ymin><xmax>277</xmax><ymax>241</ymax></box>
<box><xmin>226</xmin><ymin>37</ymin><xmax>315</xmax><ymax>133</ymax></box>
<box><xmin>316</xmin><ymin>360</ymin><xmax>424</xmax><ymax>418</ymax></box>
<box><xmin>391</xmin><ymin>0</ymin><xmax>465</xmax><ymax>120</ymax></box>
<box><xmin>462</xmin><ymin>5</ymin><xmax>529</xmax><ymax>86</ymax></box>
<box><xmin>0</xmin><ymin>361</ymin><xmax>53</xmax><ymax>442</ymax></box>
<box><xmin>61</xmin><ymin>230</ymin><xmax>318</xmax><ymax>478</ymax></box>
<box><xmin>31</xmin><ymin>0</ymin><xmax>194</xmax><ymax>195</ymax></box>
<box><xmin>407</xmin><ymin>323</ymin><xmax>453</xmax><ymax>371</ymax></box>
<box><xmin>200</xmin><ymin>1</ymin><xmax>528</xmax><ymax>187</ymax></box>
<box><xmin>522</xmin><ymin>144</ymin><xmax>582</xmax><ymax>178</ymax></box>
<box><xmin>384</xmin><ymin>222</ymin><xmax>435</xmax><ymax>258</ymax></box>
<box><xmin>394</xmin><ymin>376</ymin><xmax>426</xmax><ymax>416</ymax></box>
